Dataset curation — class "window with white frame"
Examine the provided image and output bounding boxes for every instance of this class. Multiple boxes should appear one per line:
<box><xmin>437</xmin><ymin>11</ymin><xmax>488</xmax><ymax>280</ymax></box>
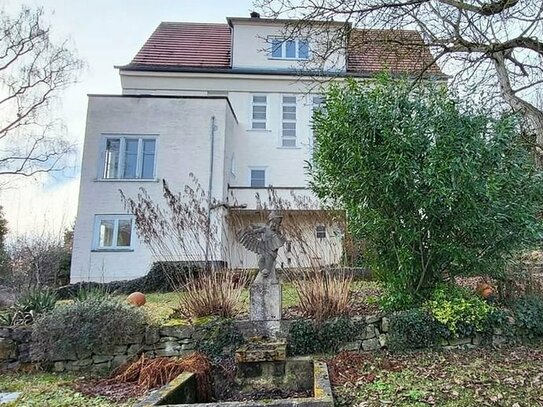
<box><xmin>316</xmin><ymin>224</ymin><xmax>326</xmax><ymax>239</ymax></box>
<box><xmin>102</xmin><ymin>136</ymin><xmax>156</xmax><ymax>179</ymax></box>
<box><xmin>250</xmin><ymin>169</ymin><xmax>266</xmax><ymax>187</ymax></box>
<box><xmin>282</xmin><ymin>95</ymin><xmax>297</xmax><ymax>147</ymax></box>
<box><xmin>251</xmin><ymin>95</ymin><xmax>267</xmax><ymax>130</ymax></box>
<box><xmin>269</xmin><ymin>38</ymin><xmax>309</xmax><ymax>60</ymax></box>
<box><xmin>93</xmin><ymin>215</ymin><xmax>134</xmax><ymax>250</ymax></box>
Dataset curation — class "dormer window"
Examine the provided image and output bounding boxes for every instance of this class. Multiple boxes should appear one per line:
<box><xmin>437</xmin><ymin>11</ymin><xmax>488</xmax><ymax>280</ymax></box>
<box><xmin>269</xmin><ymin>38</ymin><xmax>309</xmax><ymax>60</ymax></box>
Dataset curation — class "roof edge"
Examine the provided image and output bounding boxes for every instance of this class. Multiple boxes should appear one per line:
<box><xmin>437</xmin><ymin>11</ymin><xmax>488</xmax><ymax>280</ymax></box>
<box><xmin>116</xmin><ymin>64</ymin><xmax>450</xmax><ymax>80</ymax></box>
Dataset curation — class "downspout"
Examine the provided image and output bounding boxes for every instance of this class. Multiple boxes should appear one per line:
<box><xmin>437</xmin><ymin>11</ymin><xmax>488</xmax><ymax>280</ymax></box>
<box><xmin>205</xmin><ymin>116</ymin><xmax>217</xmax><ymax>270</ymax></box>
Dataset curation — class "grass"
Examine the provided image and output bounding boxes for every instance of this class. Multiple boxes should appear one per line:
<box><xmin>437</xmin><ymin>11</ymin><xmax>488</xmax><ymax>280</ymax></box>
<box><xmin>0</xmin><ymin>372</ymin><xmax>135</xmax><ymax>407</ymax></box>
<box><xmin>331</xmin><ymin>342</ymin><xmax>543</xmax><ymax>406</ymax></box>
<box><xmin>122</xmin><ymin>283</ymin><xmax>302</xmax><ymax>325</ymax></box>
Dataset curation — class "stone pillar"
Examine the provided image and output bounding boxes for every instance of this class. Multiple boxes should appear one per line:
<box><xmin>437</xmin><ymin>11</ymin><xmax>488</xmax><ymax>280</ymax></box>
<box><xmin>249</xmin><ymin>281</ymin><xmax>282</xmax><ymax>322</ymax></box>
<box><xmin>249</xmin><ymin>280</ymin><xmax>282</xmax><ymax>338</ymax></box>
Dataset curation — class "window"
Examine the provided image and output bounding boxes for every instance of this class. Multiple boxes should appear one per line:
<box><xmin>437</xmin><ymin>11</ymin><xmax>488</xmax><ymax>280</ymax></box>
<box><xmin>282</xmin><ymin>95</ymin><xmax>297</xmax><ymax>147</ymax></box>
<box><xmin>250</xmin><ymin>169</ymin><xmax>266</xmax><ymax>187</ymax></box>
<box><xmin>269</xmin><ymin>38</ymin><xmax>309</xmax><ymax>60</ymax></box>
<box><xmin>102</xmin><ymin>136</ymin><xmax>156</xmax><ymax>179</ymax></box>
<box><xmin>316</xmin><ymin>225</ymin><xmax>326</xmax><ymax>239</ymax></box>
<box><xmin>93</xmin><ymin>215</ymin><xmax>134</xmax><ymax>250</ymax></box>
<box><xmin>251</xmin><ymin>95</ymin><xmax>267</xmax><ymax>130</ymax></box>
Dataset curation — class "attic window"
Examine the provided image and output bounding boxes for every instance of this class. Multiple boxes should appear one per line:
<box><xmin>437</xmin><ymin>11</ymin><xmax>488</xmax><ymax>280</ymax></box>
<box><xmin>269</xmin><ymin>38</ymin><xmax>309</xmax><ymax>60</ymax></box>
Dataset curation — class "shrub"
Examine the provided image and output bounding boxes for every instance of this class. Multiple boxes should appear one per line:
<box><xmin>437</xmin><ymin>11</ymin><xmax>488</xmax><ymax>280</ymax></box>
<box><xmin>195</xmin><ymin>318</ymin><xmax>244</xmax><ymax>360</ymax></box>
<box><xmin>511</xmin><ymin>295</ymin><xmax>543</xmax><ymax>338</ymax></box>
<box><xmin>72</xmin><ymin>285</ymin><xmax>111</xmax><ymax>302</ymax></box>
<box><xmin>425</xmin><ymin>284</ymin><xmax>492</xmax><ymax>337</ymax></box>
<box><xmin>288</xmin><ymin>317</ymin><xmax>360</xmax><ymax>355</ymax></box>
<box><xmin>176</xmin><ymin>269</ymin><xmax>247</xmax><ymax>319</ymax></box>
<box><xmin>286</xmin><ymin>268</ymin><xmax>353</xmax><ymax>322</ymax></box>
<box><xmin>311</xmin><ymin>75</ymin><xmax>543</xmax><ymax>307</ymax></box>
<box><xmin>32</xmin><ymin>298</ymin><xmax>148</xmax><ymax>360</ymax></box>
<box><xmin>0</xmin><ymin>288</ymin><xmax>57</xmax><ymax>326</ymax></box>
<box><xmin>388</xmin><ymin>309</ymin><xmax>444</xmax><ymax>351</ymax></box>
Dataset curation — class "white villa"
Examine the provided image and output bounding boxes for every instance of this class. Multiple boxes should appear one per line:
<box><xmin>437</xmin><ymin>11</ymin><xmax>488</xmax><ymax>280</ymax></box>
<box><xmin>70</xmin><ymin>14</ymin><xmax>443</xmax><ymax>283</ymax></box>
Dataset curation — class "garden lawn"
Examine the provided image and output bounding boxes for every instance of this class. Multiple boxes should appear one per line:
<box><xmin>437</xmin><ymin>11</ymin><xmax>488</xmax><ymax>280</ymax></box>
<box><xmin>131</xmin><ymin>281</ymin><xmax>380</xmax><ymax>324</ymax></box>
<box><xmin>0</xmin><ymin>372</ymin><xmax>135</xmax><ymax>407</ymax></box>
<box><xmin>330</xmin><ymin>342</ymin><xmax>543</xmax><ymax>407</ymax></box>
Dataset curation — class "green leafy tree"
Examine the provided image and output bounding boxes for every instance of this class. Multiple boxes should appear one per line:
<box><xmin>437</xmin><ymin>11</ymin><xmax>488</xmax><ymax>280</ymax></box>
<box><xmin>311</xmin><ymin>75</ymin><xmax>543</xmax><ymax>309</ymax></box>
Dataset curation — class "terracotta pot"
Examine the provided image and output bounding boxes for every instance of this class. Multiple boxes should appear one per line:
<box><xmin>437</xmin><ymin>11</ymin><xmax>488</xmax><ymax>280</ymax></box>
<box><xmin>476</xmin><ymin>283</ymin><xmax>494</xmax><ymax>299</ymax></box>
<box><xmin>127</xmin><ymin>292</ymin><xmax>146</xmax><ymax>306</ymax></box>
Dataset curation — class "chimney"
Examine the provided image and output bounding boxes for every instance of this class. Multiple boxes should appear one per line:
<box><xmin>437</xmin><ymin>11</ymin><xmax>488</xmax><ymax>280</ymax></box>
<box><xmin>250</xmin><ymin>11</ymin><xmax>261</xmax><ymax>18</ymax></box>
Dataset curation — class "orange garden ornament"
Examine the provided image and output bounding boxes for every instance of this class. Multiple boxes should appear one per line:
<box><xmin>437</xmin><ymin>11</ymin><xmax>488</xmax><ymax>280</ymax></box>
<box><xmin>127</xmin><ymin>292</ymin><xmax>146</xmax><ymax>307</ymax></box>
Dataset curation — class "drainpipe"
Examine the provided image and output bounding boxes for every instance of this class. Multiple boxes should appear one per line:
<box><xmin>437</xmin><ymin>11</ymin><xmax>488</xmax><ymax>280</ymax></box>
<box><xmin>205</xmin><ymin>116</ymin><xmax>217</xmax><ymax>271</ymax></box>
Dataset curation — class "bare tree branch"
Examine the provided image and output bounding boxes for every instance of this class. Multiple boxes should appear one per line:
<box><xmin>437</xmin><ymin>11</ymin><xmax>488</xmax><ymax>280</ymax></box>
<box><xmin>0</xmin><ymin>6</ymin><xmax>83</xmax><ymax>179</ymax></box>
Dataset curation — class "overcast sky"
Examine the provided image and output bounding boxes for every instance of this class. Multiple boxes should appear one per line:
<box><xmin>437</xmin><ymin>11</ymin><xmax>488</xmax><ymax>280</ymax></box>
<box><xmin>0</xmin><ymin>0</ymin><xmax>256</xmax><ymax>238</ymax></box>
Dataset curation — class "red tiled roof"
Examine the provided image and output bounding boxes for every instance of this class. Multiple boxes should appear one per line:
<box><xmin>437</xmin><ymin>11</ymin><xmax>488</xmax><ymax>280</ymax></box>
<box><xmin>347</xmin><ymin>29</ymin><xmax>442</xmax><ymax>76</ymax></box>
<box><xmin>130</xmin><ymin>22</ymin><xmax>231</xmax><ymax>68</ymax></box>
<box><xmin>125</xmin><ymin>22</ymin><xmax>443</xmax><ymax>76</ymax></box>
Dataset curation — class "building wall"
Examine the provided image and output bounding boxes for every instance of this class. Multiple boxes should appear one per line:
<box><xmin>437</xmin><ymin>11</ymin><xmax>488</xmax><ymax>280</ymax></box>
<box><xmin>229</xmin><ymin>20</ymin><xmax>347</xmax><ymax>73</ymax></box>
<box><xmin>70</xmin><ymin>96</ymin><xmax>232</xmax><ymax>282</ymax></box>
<box><xmin>120</xmin><ymin>71</ymin><xmax>330</xmax><ymax>208</ymax></box>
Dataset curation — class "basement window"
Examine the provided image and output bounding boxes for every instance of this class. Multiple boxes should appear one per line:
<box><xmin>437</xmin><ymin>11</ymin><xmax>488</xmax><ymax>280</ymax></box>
<box><xmin>93</xmin><ymin>215</ymin><xmax>134</xmax><ymax>250</ymax></box>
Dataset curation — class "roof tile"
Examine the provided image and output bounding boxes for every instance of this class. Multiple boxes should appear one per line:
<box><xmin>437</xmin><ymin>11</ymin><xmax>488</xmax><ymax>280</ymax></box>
<box><xmin>127</xmin><ymin>21</ymin><xmax>443</xmax><ymax>76</ymax></box>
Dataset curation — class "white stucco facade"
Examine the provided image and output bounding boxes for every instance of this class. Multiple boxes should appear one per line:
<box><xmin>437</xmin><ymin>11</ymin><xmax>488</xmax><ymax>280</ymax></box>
<box><xmin>71</xmin><ymin>16</ymin><xmax>392</xmax><ymax>282</ymax></box>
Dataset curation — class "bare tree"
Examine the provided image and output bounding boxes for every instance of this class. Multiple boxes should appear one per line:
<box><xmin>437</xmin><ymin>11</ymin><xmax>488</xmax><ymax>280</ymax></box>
<box><xmin>255</xmin><ymin>0</ymin><xmax>543</xmax><ymax>164</ymax></box>
<box><xmin>0</xmin><ymin>6</ymin><xmax>83</xmax><ymax>177</ymax></box>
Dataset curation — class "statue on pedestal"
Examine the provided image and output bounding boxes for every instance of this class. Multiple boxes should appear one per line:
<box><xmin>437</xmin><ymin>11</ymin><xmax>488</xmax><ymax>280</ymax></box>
<box><xmin>238</xmin><ymin>211</ymin><xmax>285</xmax><ymax>324</ymax></box>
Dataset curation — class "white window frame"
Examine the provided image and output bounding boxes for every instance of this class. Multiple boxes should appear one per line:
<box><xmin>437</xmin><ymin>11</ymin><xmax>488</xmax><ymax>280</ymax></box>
<box><xmin>93</xmin><ymin>214</ymin><xmax>136</xmax><ymax>251</ymax></box>
<box><xmin>100</xmin><ymin>134</ymin><xmax>158</xmax><ymax>180</ymax></box>
<box><xmin>249</xmin><ymin>167</ymin><xmax>267</xmax><ymax>188</ymax></box>
<box><xmin>250</xmin><ymin>95</ymin><xmax>268</xmax><ymax>130</ymax></box>
<box><xmin>268</xmin><ymin>37</ymin><xmax>310</xmax><ymax>60</ymax></box>
<box><xmin>316</xmin><ymin>224</ymin><xmax>326</xmax><ymax>239</ymax></box>
<box><xmin>281</xmin><ymin>95</ymin><xmax>297</xmax><ymax>148</ymax></box>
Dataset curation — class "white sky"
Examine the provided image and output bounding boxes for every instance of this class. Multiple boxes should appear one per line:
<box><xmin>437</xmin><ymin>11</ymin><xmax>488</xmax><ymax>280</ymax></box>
<box><xmin>0</xmin><ymin>0</ymin><xmax>256</xmax><ymax>237</ymax></box>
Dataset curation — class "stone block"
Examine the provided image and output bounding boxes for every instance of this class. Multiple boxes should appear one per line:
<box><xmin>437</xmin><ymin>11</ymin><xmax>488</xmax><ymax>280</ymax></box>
<box><xmin>112</xmin><ymin>355</ymin><xmax>129</xmax><ymax>368</ymax></box>
<box><xmin>127</xmin><ymin>344</ymin><xmax>141</xmax><ymax>355</ymax></box>
<box><xmin>378</xmin><ymin>334</ymin><xmax>387</xmax><ymax>348</ymax></box>
<box><xmin>381</xmin><ymin>317</ymin><xmax>390</xmax><ymax>333</ymax></box>
<box><xmin>365</xmin><ymin>315</ymin><xmax>381</xmax><ymax>324</ymax></box>
<box><xmin>145</xmin><ymin>328</ymin><xmax>161</xmax><ymax>344</ymax></box>
<box><xmin>159</xmin><ymin>326</ymin><xmax>193</xmax><ymax>340</ymax></box>
<box><xmin>340</xmin><ymin>341</ymin><xmax>361</xmax><ymax>352</ymax></box>
<box><xmin>155</xmin><ymin>349</ymin><xmax>181</xmax><ymax>357</ymax></box>
<box><xmin>181</xmin><ymin>343</ymin><xmax>195</xmax><ymax>351</ymax></box>
<box><xmin>93</xmin><ymin>355</ymin><xmax>113</xmax><ymax>364</ymax></box>
<box><xmin>73</xmin><ymin>358</ymin><xmax>93</xmax><ymax>367</ymax></box>
<box><xmin>362</xmin><ymin>338</ymin><xmax>380</xmax><ymax>351</ymax></box>
<box><xmin>364</xmin><ymin>325</ymin><xmax>378</xmax><ymax>340</ymax></box>
<box><xmin>493</xmin><ymin>335</ymin><xmax>507</xmax><ymax>346</ymax></box>
<box><xmin>448</xmin><ymin>337</ymin><xmax>472</xmax><ymax>347</ymax></box>
<box><xmin>76</xmin><ymin>348</ymin><xmax>92</xmax><ymax>360</ymax></box>
<box><xmin>0</xmin><ymin>338</ymin><xmax>17</xmax><ymax>361</ymax></box>
<box><xmin>113</xmin><ymin>345</ymin><xmax>128</xmax><ymax>355</ymax></box>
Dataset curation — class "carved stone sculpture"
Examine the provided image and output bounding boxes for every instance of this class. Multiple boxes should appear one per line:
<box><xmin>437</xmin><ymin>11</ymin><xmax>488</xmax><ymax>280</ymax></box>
<box><xmin>238</xmin><ymin>210</ymin><xmax>286</xmax><ymax>284</ymax></box>
<box><xmin>238</xmin><ymin>210</ymin><xmax>285</xmax><ymax>325</ymax></box>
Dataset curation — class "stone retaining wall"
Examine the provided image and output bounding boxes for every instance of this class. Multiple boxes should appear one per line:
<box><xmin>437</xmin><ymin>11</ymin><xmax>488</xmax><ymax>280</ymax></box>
<box><xmin>0</xmin><ymin>316</ymin><xmax>513</xmax><ymax>373</ymax></box>
<box><xmin>0</xmin><ymin>326</ymin><xmax>32</xmax><ymax>371</ymax></box>
<box><xmin>337</xmin><ymin>315</ymin><xmax>508</xmax><ymax>352</ymax></box>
